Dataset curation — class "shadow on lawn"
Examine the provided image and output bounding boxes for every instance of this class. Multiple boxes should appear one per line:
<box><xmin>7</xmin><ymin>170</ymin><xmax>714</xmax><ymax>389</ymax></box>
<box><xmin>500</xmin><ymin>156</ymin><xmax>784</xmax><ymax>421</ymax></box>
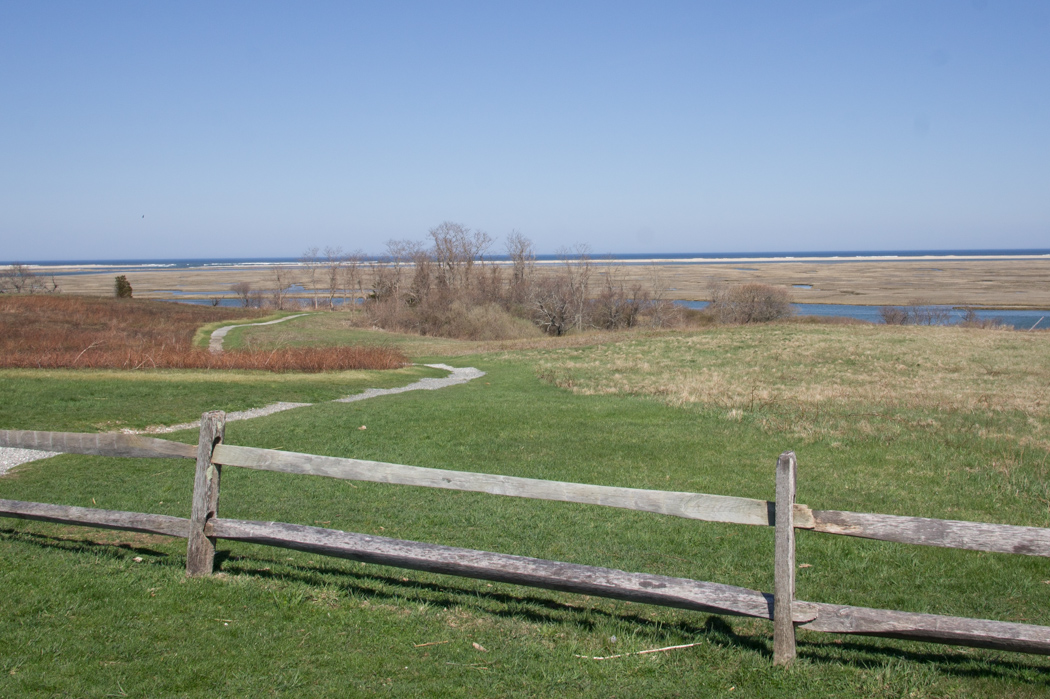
<box><xmin>223</xmin><ymin>548</ymin><xmax>1050</xmax><ymax>685</ymax></box>
<box><xmin>6</xmin><ymin>527</ymin><xmax>1050</xmax><ymax>686</ymax></box>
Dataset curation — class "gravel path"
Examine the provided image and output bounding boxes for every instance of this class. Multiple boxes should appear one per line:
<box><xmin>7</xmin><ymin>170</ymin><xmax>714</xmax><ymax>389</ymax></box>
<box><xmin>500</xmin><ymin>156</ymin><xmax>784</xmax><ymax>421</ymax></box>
<box><xmin>209</xmin><ymin>313</ymin><xmax>309</xmax><ymax>353</ymax></box>
<box><xmin>0</xmin><ymin>448</ymin><xmax>61</xmax><ymax>475</ymax></box>
<box><xmin>0</xmin><ymin>363</ymin><xmax>484</xmax><ymax>475</ymax></box>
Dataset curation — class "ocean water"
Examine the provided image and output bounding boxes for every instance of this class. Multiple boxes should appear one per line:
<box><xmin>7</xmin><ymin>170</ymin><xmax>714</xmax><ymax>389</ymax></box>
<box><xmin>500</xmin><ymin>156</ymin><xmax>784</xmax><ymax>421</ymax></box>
<box><xmin>7</xmin><ymin>248</ymin><xmax>1050</xmax><ymax>273</ymax></box>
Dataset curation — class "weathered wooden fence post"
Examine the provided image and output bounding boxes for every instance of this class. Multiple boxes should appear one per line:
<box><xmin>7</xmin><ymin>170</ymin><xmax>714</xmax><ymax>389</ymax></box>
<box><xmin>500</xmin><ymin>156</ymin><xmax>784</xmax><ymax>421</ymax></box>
<box><xmin>773</xmin><ymin>450</ymin><xmax>797</xmax><ymax>666</ymax></box>
<box><xmin>187</xmin><ymin>411</ymin><xmax>226</xmax><ymax>577</ymax></box>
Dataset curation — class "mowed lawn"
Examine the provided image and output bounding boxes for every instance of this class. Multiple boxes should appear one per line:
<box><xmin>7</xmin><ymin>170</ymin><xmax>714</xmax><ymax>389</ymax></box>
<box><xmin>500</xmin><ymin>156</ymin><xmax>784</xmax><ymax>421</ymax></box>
<box><xmin>1</xmin><ymin>322</ymin><xmax>1050</xmax><ymax>697</ymax></box>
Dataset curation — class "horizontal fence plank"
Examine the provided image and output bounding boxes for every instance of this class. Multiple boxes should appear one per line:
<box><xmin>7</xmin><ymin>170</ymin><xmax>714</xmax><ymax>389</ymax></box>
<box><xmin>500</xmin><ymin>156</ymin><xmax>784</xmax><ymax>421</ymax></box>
<box><xmin>6</xmin><ymin>431</ymin><xmax>1046</xmax><ymax>559</ymax></box>
<box><xmin>3</xmin><ymin>499</ymin><xmax>1048</xmax><ymax>656</ymax></box>
<box><xmin>216</xmin><ymin>517</ymin><xmax>1050</xmax><ymax>655</ymax></box>
<box><xmin>210</xmin><ymin>517</ymin><xmax>784</xmax><ymax>620</ymax></box>
<box><xmin>800</xmin><ymin>602</ymin><xmax>1050</xmax><ymax>655</ymax></box>
<box><xmin>212</xmin><ymin>444</ymin><xmax>776</xmax><ymax>527</ymax></box>
<box><xmin>809</xmin><ymin>509</ymin><xmax>1050</xmax><ymax>558</ymax></box>
<box><xmin>0</xmin><ymin>499</ymin><xmax>191</xmax><ymax>538</ymax></box>
<box><xmin>0</xmin><ymin>430</ymin><xmax>195</xmax><ymax>460</ymax></box>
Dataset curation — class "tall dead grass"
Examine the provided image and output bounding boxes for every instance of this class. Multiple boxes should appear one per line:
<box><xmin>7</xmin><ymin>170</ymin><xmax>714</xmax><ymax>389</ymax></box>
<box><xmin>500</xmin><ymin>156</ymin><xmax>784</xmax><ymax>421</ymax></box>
<box><xmin>0</xmin><ymin>296</ymin><xmax>405</xmax><ymax>372</ymax></box>
<box><xmin>533</xmin><ymin>325</ymin><xmax>1050</xmax><ymax>426</ymax></box>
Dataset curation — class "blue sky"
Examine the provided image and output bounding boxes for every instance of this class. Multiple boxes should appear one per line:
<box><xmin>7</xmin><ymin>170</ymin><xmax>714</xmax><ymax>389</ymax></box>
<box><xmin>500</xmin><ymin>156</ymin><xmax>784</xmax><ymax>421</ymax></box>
<box><xmin>1</xmin><ymin>1</ymin><xmax>1048</xmax><ymax>259</ymax></box>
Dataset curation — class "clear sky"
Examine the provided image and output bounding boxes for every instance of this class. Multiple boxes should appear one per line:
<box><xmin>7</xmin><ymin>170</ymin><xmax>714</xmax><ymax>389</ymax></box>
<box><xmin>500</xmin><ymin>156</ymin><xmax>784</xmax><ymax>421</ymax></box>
<box><xmin>1</xmin><ymin>1</ymin><xmax>1048</xmax><ymax>260</ymax></box>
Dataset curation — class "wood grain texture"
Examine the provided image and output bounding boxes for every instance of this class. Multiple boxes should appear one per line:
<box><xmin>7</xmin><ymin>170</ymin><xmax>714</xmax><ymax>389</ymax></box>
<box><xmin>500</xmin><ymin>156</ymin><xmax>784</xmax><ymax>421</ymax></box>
<box><xmin>210</xmin><ymin>516</ymin><xmax>1050</xmax><ymax>655</ymax></box>
<box><xmin>799</xmin><ymin>601</ymin><xmax>1050</xmax><ymax>655</ymax></box>
<box><xmin>810</xmin><ymin>509</ymin><xmax>1050</xmax><ymax>557</ymax></box>
<box><xmin>186</xmin><ymin>412</ymin><xmax>225</xmax><ymax>577</ymax></box>
<box><xmin>773</xmin><ymin>451</ymin><xmax>797</xmax><ymax>666</ymax></box>
<box><xmin>209</xmin><ymin>517</ymin><xmax>787</xmax><ymax>620</ymax></box>
<box><xmin>0</xmin><ymin>498</ymin><xmax>190</xmax><ymax>538</ymax></box>
<box><xmin>0</xmin><ymin>429</ymin><xmax>196</xmax><ymax>459</ymax></box>
<box><xmin>211</xmin><ymin>444</ymin><xmax>774</xmax><ymax>526</ymax></box>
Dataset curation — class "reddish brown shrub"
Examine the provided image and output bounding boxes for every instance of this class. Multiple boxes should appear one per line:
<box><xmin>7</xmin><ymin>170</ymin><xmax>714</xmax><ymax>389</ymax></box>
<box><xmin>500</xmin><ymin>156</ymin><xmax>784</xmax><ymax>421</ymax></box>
<box><xmin>0</xmin><ymin>295</ymin><xmax>405</xmax><ymax>372</ymax></box>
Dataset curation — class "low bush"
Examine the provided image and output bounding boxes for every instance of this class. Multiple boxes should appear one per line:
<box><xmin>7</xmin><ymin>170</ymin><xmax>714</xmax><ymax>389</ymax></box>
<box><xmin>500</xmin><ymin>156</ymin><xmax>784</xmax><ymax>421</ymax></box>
<box><xmin>677</xmin><ymin>307</ymin><xmax>718</xmax><ymax>327</ymax></box>
<box><xmin>880</xmin><ymin>302</ymin><xmax>954</xmax><ymax>326</ymax></box>
<box><xmin>708</xmin><ymin>283</ymin><xmax>792</xmax><ymax>324</ymax></box>
<box><xmin>114</xmin><ymin>275</ymin><xmax>133</xmax><ymax>298</ymax></box>
<box><xmin>878</xmin><ymin>305</ymin><xmax>909</xmax><ymax>325</ymax></box>
<box><xmin>909</xmin><ymin>301</ymin><xmax>951</xmax><ymax>325</ymax></box>
<box><xmin>959</xmin><ymin>307</ymin><xmax>1006</xmax><ymax>329</ymax></box>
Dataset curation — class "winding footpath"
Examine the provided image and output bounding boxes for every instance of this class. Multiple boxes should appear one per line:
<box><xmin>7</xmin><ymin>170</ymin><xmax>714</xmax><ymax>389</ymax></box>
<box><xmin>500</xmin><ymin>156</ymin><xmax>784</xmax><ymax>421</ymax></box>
<box><xmin>0</xmin><ymin>309</ymin><xmax>486</xmax><ymax>476</ymax></box>
<box><xmin>208</xmin><ymin>313</ymin><xmax>309</xmax><ymax>353</ymax></box>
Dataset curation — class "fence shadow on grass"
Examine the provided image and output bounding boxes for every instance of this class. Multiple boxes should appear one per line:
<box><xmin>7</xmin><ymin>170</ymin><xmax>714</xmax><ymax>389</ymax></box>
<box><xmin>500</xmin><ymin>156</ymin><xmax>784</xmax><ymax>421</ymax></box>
<box><xmin>1</xmin><ymin>527</ymin><xmax>174</xmax><ymax>560</ymax></box>
<box><xmin>797</xmin><ymin>636</ymin><xmax>1050</xmax><ymax>686</ymax></box>
<box><xmin>5</xmin><ymin>525</ymin><xmax>1050</xmax><ymax>685</ymax></box>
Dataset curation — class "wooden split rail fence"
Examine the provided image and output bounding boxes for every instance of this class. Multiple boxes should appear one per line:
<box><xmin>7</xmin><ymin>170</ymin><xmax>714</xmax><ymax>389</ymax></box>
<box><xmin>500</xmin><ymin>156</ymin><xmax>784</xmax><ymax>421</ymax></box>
<box><xmin>4</xmin><ymin>412</ymin><xmax>1050</xmax><ymax>666</ymax></box>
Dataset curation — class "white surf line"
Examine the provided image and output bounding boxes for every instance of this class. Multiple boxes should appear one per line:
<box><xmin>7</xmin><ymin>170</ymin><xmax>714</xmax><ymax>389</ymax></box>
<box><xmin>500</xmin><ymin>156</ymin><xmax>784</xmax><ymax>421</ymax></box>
<box><xmin>209</xmin><ymin>313</ymin><xmax>309</xmax><ymax>353</ymax></box>
<box><xmin>0</xmin><ymin>364</ymin><xmax>485</xmax><ymax>473</ymax></box>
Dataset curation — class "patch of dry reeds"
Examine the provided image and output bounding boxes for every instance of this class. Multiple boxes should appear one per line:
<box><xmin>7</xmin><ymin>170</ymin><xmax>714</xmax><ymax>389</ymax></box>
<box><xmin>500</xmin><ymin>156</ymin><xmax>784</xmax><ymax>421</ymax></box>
<box><xmin>0</xmin><ymin>295</ymin><xmax>405</xmax><ymax>372</ymax></box>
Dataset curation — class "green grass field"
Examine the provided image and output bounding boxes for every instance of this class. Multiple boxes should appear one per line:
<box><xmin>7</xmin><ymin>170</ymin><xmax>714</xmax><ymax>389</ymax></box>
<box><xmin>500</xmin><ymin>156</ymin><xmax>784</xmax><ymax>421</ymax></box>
<box><xmin>2</xmin><ymin>320</ymin><xmax>1049</xmax><ymax>697</ymax></box>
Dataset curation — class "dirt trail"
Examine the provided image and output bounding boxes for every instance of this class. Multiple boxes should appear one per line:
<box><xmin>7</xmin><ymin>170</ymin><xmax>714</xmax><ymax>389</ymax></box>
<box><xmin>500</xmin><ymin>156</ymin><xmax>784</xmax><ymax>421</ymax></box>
<box><xmin>209</xmin><ymin>313</ymin><xmax>309</xmax><ymax>352</ymax></box>
<box><xmin>0</xmin><ymin>363</ymin><xmax>485</xmax><ymax>473</ymax></box>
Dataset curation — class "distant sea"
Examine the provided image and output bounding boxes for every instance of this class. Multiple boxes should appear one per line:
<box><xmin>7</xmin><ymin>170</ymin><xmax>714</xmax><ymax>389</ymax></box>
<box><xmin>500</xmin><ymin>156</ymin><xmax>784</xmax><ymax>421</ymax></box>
<box><xmin>7</xmin><ymin>249</ymin><xmax>1050</xmax><ymax>275</ymax></box>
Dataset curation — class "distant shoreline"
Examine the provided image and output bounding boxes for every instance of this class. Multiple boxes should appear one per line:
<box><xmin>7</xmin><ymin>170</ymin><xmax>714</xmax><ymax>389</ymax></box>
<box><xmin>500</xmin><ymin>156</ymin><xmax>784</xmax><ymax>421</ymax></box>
<box><xmin>6</xmin><ymin>249</ymin><xmax>1050</xmax><ymax>274</ymax></box>
<box><xmin>16</xmin><ymin>253</ymin><xmax>1050</xmax><ymax>311</ymax></box>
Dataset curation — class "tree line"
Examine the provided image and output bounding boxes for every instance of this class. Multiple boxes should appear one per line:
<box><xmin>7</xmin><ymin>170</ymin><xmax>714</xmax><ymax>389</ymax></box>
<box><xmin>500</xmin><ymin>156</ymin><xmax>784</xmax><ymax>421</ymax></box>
<box><xmin>0</xmin><ymin>264</ymin><xmax>59</xmax><ymax>294</ymax></box>
<box><xmin>251</xmin><ymin>222</ymin><xmax>685</xmax><ymax>340</ymax></box>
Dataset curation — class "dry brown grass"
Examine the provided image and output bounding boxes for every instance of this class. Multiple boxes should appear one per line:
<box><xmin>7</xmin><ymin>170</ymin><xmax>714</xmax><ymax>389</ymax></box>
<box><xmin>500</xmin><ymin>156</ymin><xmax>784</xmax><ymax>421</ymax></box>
<box><xmin>0</xmin><ymin>295</ymin><xmax>406</xmax><ymax>371</ymax></box>
<box><xmin>533</xmin><ymin>324</ymin><xmax>1050</xmax><ymax>442</ymax></box>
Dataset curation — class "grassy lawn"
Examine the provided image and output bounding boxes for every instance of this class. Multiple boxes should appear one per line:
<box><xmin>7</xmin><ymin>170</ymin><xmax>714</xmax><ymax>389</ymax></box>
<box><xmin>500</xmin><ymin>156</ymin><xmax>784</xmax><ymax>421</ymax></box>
<box><xmin>0</xmin><ymin>365</ymin><xmax>445</xmax><ymax>433</ymax></box>
<box><xmin>222</xmin><ymin>310</ymin><xmax>481</xmax><ymax>356</ymax></box>
<box><xmin>2</xmin><ymin>323</ymin><xmax>1050</xmax><ymax>696</ymax></box>
<box><xmin>191</xmin><ymin>310</ymin><xmax>310</xmax><ymax>348</ymax></box>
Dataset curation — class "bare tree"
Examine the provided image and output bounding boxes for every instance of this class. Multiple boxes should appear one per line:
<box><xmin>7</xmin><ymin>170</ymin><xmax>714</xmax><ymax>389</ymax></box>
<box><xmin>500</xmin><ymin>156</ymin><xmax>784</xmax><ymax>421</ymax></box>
<box><xmin>531</xmin><ymin>275</ymin><xmax>574</xmax><ymax>336</ymax></box>
<box><xmin>505</xmin><ymin>230</ymin><xmax>535</xmax><ymax>304</ymax></box>
<box><xmin>407</xmin><ymin>244</ymin><xmax>434</xmax><ymax>307</ymax></box>
<box><xmin>300</xmin><ymin>247</ymin><xmax>322</xmax><ymax>309</ymax></box>
<box><xmin>643</xmin><ymin>264</ymin><xmax>679</xmax><ymax>328</ymax></box>
<box><xmin>321</xmin><ymin>246</ymin><xmax>346</xmax><ymax>309</ymax></box>
<box><xmin>231</xmin><ymin>282</ymin><xmax>253</xmax><ymax>307</ymax></box>
<box><xmin>428</xmin><ymin>222</ymin><xmax>492</xmax><ymax>291</ymax></box>
<box><xmin>879</xmin><ymin>306</ymin><xmax>909</xmax><ymax>325</ymax></box>
<box><xmin>907</xmin><ymin>300</ymin><xmax>951</xmax><ymax>325</ymax></box>
<box><xmin>380</xmin><ymin>239</ymin><xmax>422</xmax><ymax>304</ymax></box>
<box><xmin>592</xmin><ymin>267</ymin><xmax>648</xmax><ymax>330</ymax></box>
<box><xmin>559</xmin><ymin>244</ymin><xmax>592</xmax><ymax>332</ymax></box>
<box><xmin>270</xmin><ymin>266</ymin><xmax>290</xmax><ymax>310</ymax></box>
<box><xmin>3</xmin><ymin>264</ymin><xmax>42</xmax><ymax>294</ymax></box>
<box><xmin>342</xmin><ymin>250</ymin><xmax>364</xmax><ymax>308</ymax></box>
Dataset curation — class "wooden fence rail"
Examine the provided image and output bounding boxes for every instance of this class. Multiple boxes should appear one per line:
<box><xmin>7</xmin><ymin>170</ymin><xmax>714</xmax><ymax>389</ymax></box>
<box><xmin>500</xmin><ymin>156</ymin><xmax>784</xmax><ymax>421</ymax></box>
<box><xmin>6</xmin><ymin>428</ymin><xmax>1049</xmax><ymax>557</ymax></box>
<box><xmin>3</xmin><ymin>417</ymin><xmax>1050</xmax><ymax>664</ymax></box>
